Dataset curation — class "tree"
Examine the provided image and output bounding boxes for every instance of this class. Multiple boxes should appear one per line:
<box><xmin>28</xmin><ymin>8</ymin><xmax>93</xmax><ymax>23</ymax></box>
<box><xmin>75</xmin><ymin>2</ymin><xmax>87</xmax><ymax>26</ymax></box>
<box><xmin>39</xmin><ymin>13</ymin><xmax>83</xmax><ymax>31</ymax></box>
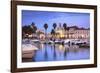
<box><xmin>44</xmin><ymin>23</ymin><xmax>48</xmax><ymax>40</ymax></box>
<box><xmin>22</xmin><ymin>25</ymin><xmax>33</xmax><ymax>39</ymax></box>
<box><xmin>51</xmin><ymin>29</ymin><xmax>55</xmax><ymax>36</ymax></box>
<box><xmin>52</xmin><ymin>23</ymin><xmax>57</xmax><ymax>40</ymax></box>
<box><xmin>22</xmin><ymin>25</ymin><xmax>33</xmax><ymax>34</ymax></box>
<box><xmin>51</xmin><ymin>29</ymin><xmax>55</xmax><ymax>41</ymax></box>
<box><xmin>31</xmin><ymin>22</ymin><xmax>35</xmax><ymax>26</ymax></box>
<box><xmin>63</xmin><ymin>23</ymin><xmax>67</xmax><ymax>39</ymax></box>
<box><xmin>31</xmin><ymin>22</ymin><xmax>37</xmax><ymax>33</ymax></box>
<box><xmin>53</xmin><ymin>23</ymin><xmax>57</xmax><ymax>30</ymax></box>
<box><xmin>63</xmin><ymin>23</ymin><xmax>67</xmax><ymax>31</ymax></box>
<box><xmin>33</xmin><ymin>26</ymin><xmax>37</xmax><ymax>33</ymax></box>
<box><xmin>44</xmin><ymin>23</ymin><xmax>48</xmax><ymax>31</ymax></box>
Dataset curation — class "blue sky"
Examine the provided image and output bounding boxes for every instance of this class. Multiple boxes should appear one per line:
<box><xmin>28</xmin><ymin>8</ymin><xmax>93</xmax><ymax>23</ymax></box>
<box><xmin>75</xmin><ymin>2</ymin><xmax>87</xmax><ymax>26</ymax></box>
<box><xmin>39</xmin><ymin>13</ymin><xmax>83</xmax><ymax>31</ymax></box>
<box><xmin>22</xmin><ymin>10</ymin><xmax>90</xmax><ymax>32</ymax></box>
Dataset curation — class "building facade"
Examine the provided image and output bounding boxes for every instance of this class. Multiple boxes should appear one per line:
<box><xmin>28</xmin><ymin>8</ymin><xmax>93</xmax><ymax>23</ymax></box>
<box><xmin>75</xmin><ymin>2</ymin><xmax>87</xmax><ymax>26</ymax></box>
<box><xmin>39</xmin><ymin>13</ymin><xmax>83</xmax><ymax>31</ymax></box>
<box><xmin>55</xmin><ymin>25</ymin><xmax>90</xmax><ymax>39</ymax></box>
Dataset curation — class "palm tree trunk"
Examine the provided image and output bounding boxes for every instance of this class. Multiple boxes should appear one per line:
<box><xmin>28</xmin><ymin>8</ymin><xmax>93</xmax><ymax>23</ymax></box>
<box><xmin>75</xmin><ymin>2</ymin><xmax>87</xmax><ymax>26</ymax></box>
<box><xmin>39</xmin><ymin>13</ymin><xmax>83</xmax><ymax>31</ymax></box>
<box><xmin>68</xmin><ymin>30</ymin><xmax>69</xmax><ymax>39</ymax></box>
<box><xmin>64</xmin><ymin>30</ymin><xmax>66</xmax><ymax>39</ymax></box>
<box><xmin>45</xmin><ymin>30</ymin><xmax>47</xmax><ymax>43</ymax></box>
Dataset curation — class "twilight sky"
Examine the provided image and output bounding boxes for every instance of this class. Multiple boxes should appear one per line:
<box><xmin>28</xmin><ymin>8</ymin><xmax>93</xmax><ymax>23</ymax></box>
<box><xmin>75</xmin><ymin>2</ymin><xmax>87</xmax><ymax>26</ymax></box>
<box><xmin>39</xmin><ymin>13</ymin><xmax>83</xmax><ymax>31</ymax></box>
<box><xmin>22</xmin><ymin>10</ymin><xmax>90</xmax><ymax>32</ymax></box>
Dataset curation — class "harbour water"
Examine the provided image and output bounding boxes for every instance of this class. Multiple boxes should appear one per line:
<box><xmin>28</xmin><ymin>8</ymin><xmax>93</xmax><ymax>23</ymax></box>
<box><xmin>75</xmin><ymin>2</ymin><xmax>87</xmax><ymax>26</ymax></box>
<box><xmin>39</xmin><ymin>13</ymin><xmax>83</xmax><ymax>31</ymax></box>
<box><xmin>30</xmin><ymin>43</ymin><xmax>90</xmax><ymax>62</ymax></box>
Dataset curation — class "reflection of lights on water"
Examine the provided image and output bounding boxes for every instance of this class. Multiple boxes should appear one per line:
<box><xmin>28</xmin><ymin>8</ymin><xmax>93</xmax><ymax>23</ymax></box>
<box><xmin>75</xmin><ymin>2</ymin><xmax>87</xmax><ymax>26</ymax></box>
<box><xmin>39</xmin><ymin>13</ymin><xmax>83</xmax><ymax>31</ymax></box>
<box><xmin>37</xmin><ymin>43</ymin><xmax>87</xmax><ymax>53</ymax></box>
<box><xmin>57</xmin><ymin>44</ymin><xmax>80</xmax><ymax>52</ymax></box>
<box><xmin>41</xmin><ymin>44</ymin><xmax>44</xmax><ymax>49</ymax></box>
<box><xmin>58</xmin><ymin>45</ymin><xmax>65</xmax><ymax>52</ymax></box>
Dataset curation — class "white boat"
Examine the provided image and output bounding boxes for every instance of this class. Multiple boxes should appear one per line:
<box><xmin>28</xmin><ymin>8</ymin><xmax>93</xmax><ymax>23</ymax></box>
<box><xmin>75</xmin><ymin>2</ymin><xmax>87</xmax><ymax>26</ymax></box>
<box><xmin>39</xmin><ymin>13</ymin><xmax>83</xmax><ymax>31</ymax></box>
<box><xmin>22</xmin><ymin>44</ymin><xmax>38</xmax><ymax>59</ymax></box>
<box><xmin>30</xmin><ymin>39</ymin><xmax>41</xmax><ymax>44</ymax></box>
<box><xmin>64</xmin><ymin>39</ymin><xmax>70</xmax><ymax>44</ymax></box>
<box><xmin>48</xmin><ymin>40</ymin><xmax>54</xmax><ymax>44</ymax></box>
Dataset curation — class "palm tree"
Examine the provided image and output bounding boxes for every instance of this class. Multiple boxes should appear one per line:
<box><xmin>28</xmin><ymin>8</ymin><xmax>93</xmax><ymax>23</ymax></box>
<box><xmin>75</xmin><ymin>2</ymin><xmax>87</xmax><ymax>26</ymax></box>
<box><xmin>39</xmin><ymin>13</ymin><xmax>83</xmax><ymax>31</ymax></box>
<box><xmin>53</xmin><ymin>23</ymin><xmax>57</xmax><ymax>30</ymax></box>
<box><xmin>31</xmin><ymin>22</ymin><xmax>37</xmax><ymax>33</ymax></box>
<box><xmin>51</xmin><ymin>29</ymin><xmax>55</xmax><ymax>34</ymax></box>
<box><xmin>31</xmin><ymin>22</ymin><xmax>35</xmax><ymax>27</ymax></box>
<box><xmin>44</xmin><ymin>23</ymin><xmax>48</xmax><ymax>41</ymax></box>
<box><xmin>63</xmin><ymin>23</ymin><xmax>67</xmax><ymax>39</ymax></box>
<box><xmin>53</xmin><ymin>23</ymin><xmax>57</xmax><ymax>41</ymax></box>
<box><xmin>51</xmin><ymin>29</ymin><xmax>55</xmax><ymax>41</ymax></box>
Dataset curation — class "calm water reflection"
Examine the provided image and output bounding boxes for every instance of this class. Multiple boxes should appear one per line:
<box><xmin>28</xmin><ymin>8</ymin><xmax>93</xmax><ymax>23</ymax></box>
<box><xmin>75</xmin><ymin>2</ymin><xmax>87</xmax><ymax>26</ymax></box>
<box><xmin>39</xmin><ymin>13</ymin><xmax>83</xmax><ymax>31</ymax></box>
<box><xmin>32</xmin><ymin>44</ymin><xmax>90</xmax><ymax>62</ymax></box>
